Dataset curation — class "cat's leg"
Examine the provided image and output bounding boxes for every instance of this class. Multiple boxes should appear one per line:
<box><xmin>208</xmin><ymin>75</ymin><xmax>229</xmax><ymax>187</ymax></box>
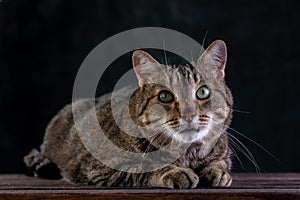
<box><xmin>23</xmin><ymin>149</ymin><xmax>62</xmax><ymax>179</ymax></box>
<box><xmin>97</xmin><ymin>165</ymin><xmax>198</xmax><ymax>188</ymax></box>
<box><xmin>197</xmin><ymin>160</ymin><xmax>232</xmax><ymax>187</ymax></box>
<box><xmin>146</xmin><ymin>165</ymin><xmax>199</xmax><ymax>189</ymax></box>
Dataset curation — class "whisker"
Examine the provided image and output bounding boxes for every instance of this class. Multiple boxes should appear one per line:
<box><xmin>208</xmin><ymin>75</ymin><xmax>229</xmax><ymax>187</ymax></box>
<box><xmin>208</xmin><ymin>126</ymin><xmax>246</xmax><ymax>171</ymax></box>
<box><xmin>136</xmin><ymin>127</ymin><xmax>167</xmax><ymax>168</ymax></box>
<box><xmin>228</xmin><ymin>136</ymin><xmax>260</xmax><ymax>172</ymax></box>
<box><xmin>209</xmin><ymin>119</ymin><xmax>263</xmax><ymax>173</ymax></box>
<box><xmin>232</xmin><ymin>109</ymin><xmax>251</xmax><ymax>114</ymax></box>
<box><xmin>225</xmin><ymin>126</ymin><xmax>281</xmax><ymax>163</ymax></box>
<box><xmin>190</xmin><ymin>49</ymin><xmax>194</xmax><ymax>63</ymax></box>
<box><xmin>210</xmin><ymin>119</ymin><xmax>280</xmax><ymax>164</ymax></box>
<box><xmin>200</xmin><ymin>30</ymin><xmax>208</xmax><ymax>56</ymax></box>
<box><xmin>228</xmin><ymin>133</ymin><xmax>262</xmax><ymax>174</ymax></box>
<box><xmin>163</xmin><ymin>40</ymin><xmax>168</xmax><ymax>66</ymax></box>
<box><xmin>228</xmin><ymin>142</ymin><xmax>246</xmax><ymax>170</ymax></box>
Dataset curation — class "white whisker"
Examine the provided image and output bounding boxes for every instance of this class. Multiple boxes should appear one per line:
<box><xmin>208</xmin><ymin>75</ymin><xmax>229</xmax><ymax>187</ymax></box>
<box><xmin>190</xmin><ymin>49</ymin><xmax>194</xmax><ymax>63</ymax></box>
<box><xmin>208</xmin><ymin>119</ymin><xmax>267</xmax><ymax>173</ymax></box>
<box><xmin>208</xmin><ymin>126</ymin><xmax>246</xmax><ymax>170</ymax></box>
<box><xmin>229</xmin><ymin>142</ymin><xmax>245</xmax><ymax>170</ymax></box>
<box><xmin>228</xmin><ymin>133</ymin><xmax>261</xmax><ymax>174</ymax></box>
<box><xmin>232</xmin><ymin>109</ymin><xmax>251</xmax><ymax>114</ymax></box>
<box><xmin>225</xmin><ymin>126</ymin><xmax>281</xmax><ymax>163</ymax></box>
<box><xmin>199</xmin><ymin>30</ymin><xmax>208</xmax><ymax>56</ymax></box>
<box><xmin>228</xmin><ymin>136</ymin><xmax>261</xmax><ymax>173</ymax></box>
<box><xmin>163</xmin><ymin>40</ymin><xmax>168</xmax><ymax>66</ymax></box>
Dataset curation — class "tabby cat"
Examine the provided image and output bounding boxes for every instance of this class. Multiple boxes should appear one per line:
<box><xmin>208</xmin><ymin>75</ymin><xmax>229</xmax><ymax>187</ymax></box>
<box><xmin>24</xmin><ymin>40</ymin><xmax>233</xmax><ymax>188</ymax></box>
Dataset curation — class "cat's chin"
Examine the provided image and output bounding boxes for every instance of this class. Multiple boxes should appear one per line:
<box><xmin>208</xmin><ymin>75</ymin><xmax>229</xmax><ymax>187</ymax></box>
<box><xmin>172</xmin><ymin>127</ymin><xmax>210</xmax><ymax>143</ymax></box>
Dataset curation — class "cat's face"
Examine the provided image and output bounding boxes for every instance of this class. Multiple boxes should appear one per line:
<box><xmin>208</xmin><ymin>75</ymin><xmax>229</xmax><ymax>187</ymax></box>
<box><xmin>131</xmin><ymin>40</ymin><xmax>233</xmax><ymax>145</ymax></box>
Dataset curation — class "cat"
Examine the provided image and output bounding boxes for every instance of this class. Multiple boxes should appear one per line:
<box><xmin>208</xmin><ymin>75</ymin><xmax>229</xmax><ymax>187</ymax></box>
<box><xmin>24</xmin><ymin>39</ymin><xmax>233</xmax><ymax>188</ymax></box>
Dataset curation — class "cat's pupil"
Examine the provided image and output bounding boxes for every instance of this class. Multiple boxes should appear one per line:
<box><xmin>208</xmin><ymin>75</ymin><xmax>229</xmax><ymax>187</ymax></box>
<box><xmin>196</xmin><ymin>86</ymin><xmax>210</xmax><ymax>100</ymax></box>
<box><xmin>158</xmin><ymin>91</ymin><xmax>174</xmax><ymax>103</ymax></box>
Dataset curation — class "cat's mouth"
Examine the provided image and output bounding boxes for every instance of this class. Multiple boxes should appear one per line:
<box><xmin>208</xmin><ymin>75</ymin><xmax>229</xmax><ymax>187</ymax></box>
<box><xmin>178</xmin><ymin>123</ymin><xmax>206</xmax><ymax>134</ymax></box>
<box><xmin>179</xmin><ymin>128</ymin><xmax>199</xmax><ymax>134</ymax></box>
<box><xmin>171</xmin><ymin>122</ymin><xmax>211</xmax><ymax>143</ymax></box>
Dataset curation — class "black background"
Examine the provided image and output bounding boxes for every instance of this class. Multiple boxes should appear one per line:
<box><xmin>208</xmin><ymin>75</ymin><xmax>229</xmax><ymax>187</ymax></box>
<box><xmin>0</xmin><ymin>0</ymin><xmax>299</xmax><ymax>173</ymax></box>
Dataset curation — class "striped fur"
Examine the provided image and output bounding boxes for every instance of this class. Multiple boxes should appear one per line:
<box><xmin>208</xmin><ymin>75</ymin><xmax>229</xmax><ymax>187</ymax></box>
<box><xmin>24</xmin><ymin>40</ymin><xmax>233</xmax><ymax>188</ymax></box>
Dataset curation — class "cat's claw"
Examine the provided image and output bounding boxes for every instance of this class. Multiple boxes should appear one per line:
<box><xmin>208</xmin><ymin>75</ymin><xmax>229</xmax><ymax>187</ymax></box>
<box><xmin>162</xmin><ymin>168</ymin><xmax>199</xmax><ymax>189</ymax></box>
<box><xmin>212</xmin><ymin>170</ymin><xmax>232</xmax><ymax>187</ymax></box>
<box><xmin>199</xmin><ymin>169</ymin><xmax>232</xmax><ymax>187</ymax></box>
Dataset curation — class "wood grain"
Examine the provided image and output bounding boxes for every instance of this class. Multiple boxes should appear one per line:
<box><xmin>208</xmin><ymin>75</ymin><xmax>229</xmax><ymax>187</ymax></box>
<box><xmin>0</xmin><ymin>173</ymin><xmax>299</xmax><ymax>199</ymax></box>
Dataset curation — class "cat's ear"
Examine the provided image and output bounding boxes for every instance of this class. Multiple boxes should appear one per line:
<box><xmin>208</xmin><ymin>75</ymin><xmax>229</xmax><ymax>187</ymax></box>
<box><xmin>198</xmin><ymin>40</ymin><xmax>227</xmax><ymax>78</ymax></box>
<box><xmin>132</xmin><ymin>50</ymin><xmax>161</xmax><ymax>86</ymax></box>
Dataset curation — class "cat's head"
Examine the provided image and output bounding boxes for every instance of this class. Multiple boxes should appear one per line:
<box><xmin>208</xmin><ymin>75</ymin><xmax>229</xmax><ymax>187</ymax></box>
<box><xmin>130</xmin><ymin>40</ymin><xmax>233</xmax><ymax>145</ymax></box>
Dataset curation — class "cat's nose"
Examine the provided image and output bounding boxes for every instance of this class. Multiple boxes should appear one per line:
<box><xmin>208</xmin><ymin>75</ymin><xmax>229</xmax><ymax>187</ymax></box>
<box><xmin>183</xmin><ymin>109</ymin><xmax>196</xmax><ymax>124</ymax></box>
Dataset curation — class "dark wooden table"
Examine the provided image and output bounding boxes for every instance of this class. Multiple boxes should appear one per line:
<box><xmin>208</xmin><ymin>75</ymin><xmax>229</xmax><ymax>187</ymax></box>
<box><xmin>0</xmin><ymin>173</ymin><xmax>299</xmax><ymax>199</ymax></box>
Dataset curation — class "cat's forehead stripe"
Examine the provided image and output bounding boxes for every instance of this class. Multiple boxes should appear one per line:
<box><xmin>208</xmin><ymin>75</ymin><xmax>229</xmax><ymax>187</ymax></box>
<box><xmin>168</xmin><ymin>64</ymin><xmax>201</xmax><ymax>84</ymax></box>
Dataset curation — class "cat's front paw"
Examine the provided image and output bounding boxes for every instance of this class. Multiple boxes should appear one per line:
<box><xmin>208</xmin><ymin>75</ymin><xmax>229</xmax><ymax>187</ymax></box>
<box><xmin>199</xmin><ymin>168</ymin><xmax>232</xmax><ymax>187</ymax></box>
<box><xmin>160</xmin><ymin>167</ymin><xmax>199</xmax><ymax>189</ymax></box>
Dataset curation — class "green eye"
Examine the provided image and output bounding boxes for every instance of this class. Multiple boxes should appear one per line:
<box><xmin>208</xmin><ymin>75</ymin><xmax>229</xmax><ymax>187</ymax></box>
<box><xmin>196</xmin><ymin>86</ymin><xmax>210</xmax><ymax>100</ymax></box>
<box><xmin>158</xmin><ymin>91</ymin><xmax>174</xmax><ymax>103</ymax></box>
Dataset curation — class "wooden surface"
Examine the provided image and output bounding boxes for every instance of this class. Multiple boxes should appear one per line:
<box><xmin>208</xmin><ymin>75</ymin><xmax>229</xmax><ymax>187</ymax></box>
<box><xmin>0</xmin><ymin>173</ymin><xmax>299</xmax><ymax>199</ymax></box>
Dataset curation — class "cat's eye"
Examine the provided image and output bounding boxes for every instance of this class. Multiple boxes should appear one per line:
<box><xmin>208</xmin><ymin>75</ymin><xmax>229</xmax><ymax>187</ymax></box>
<box><xmin>196</xmin><ymin>86</ymin><xmax>210</xmax><ymax>100</ymax></box>
<box><xmin>158</xmin><ymin>91</ymin><xmax>174</xmax><ymax>103</ymax></box>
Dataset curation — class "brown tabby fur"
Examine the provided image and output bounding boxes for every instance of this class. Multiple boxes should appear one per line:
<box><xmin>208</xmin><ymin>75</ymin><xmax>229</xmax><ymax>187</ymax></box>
<box><xmin>24</xmin><ymin>40</ymin><xmax>233</xmax><ymax>188</ymax></box>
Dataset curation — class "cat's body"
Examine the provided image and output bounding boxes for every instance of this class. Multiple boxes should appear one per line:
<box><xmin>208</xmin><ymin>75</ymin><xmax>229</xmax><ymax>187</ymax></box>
<box><xmin>24</xmin><ymin>40</ymin><xmax>233</xmax><ymax>188</ymax></box>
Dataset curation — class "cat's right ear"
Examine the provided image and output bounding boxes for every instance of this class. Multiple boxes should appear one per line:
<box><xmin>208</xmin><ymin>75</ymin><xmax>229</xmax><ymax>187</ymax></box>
<box><xmin>132</xmin><ymin>50</ymin><xmax>161</xmax><ymax>86</ymax></box>
<box><xmin>197</xmin><ymin>40</ymin><xmax>227</xmax><ymax>78</ymax></box>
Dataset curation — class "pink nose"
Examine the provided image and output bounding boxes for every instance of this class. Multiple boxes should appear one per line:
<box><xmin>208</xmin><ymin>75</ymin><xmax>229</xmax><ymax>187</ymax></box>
<box><xmin>183</xmin><ymin>109</ymin><xmax>196</xmax><ymax>123</ymax></box>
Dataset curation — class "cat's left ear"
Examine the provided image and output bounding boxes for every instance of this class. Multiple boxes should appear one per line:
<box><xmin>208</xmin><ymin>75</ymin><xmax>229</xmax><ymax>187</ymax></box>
<box><xmin>198</xmin><ymin>40</ymin><xmax>227</xmax><ymax>78</ymax></box>
<box><xmin>132</xmin><ymin>50</ymin><xmax>161</xmax><ymax>86</ymax></box>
